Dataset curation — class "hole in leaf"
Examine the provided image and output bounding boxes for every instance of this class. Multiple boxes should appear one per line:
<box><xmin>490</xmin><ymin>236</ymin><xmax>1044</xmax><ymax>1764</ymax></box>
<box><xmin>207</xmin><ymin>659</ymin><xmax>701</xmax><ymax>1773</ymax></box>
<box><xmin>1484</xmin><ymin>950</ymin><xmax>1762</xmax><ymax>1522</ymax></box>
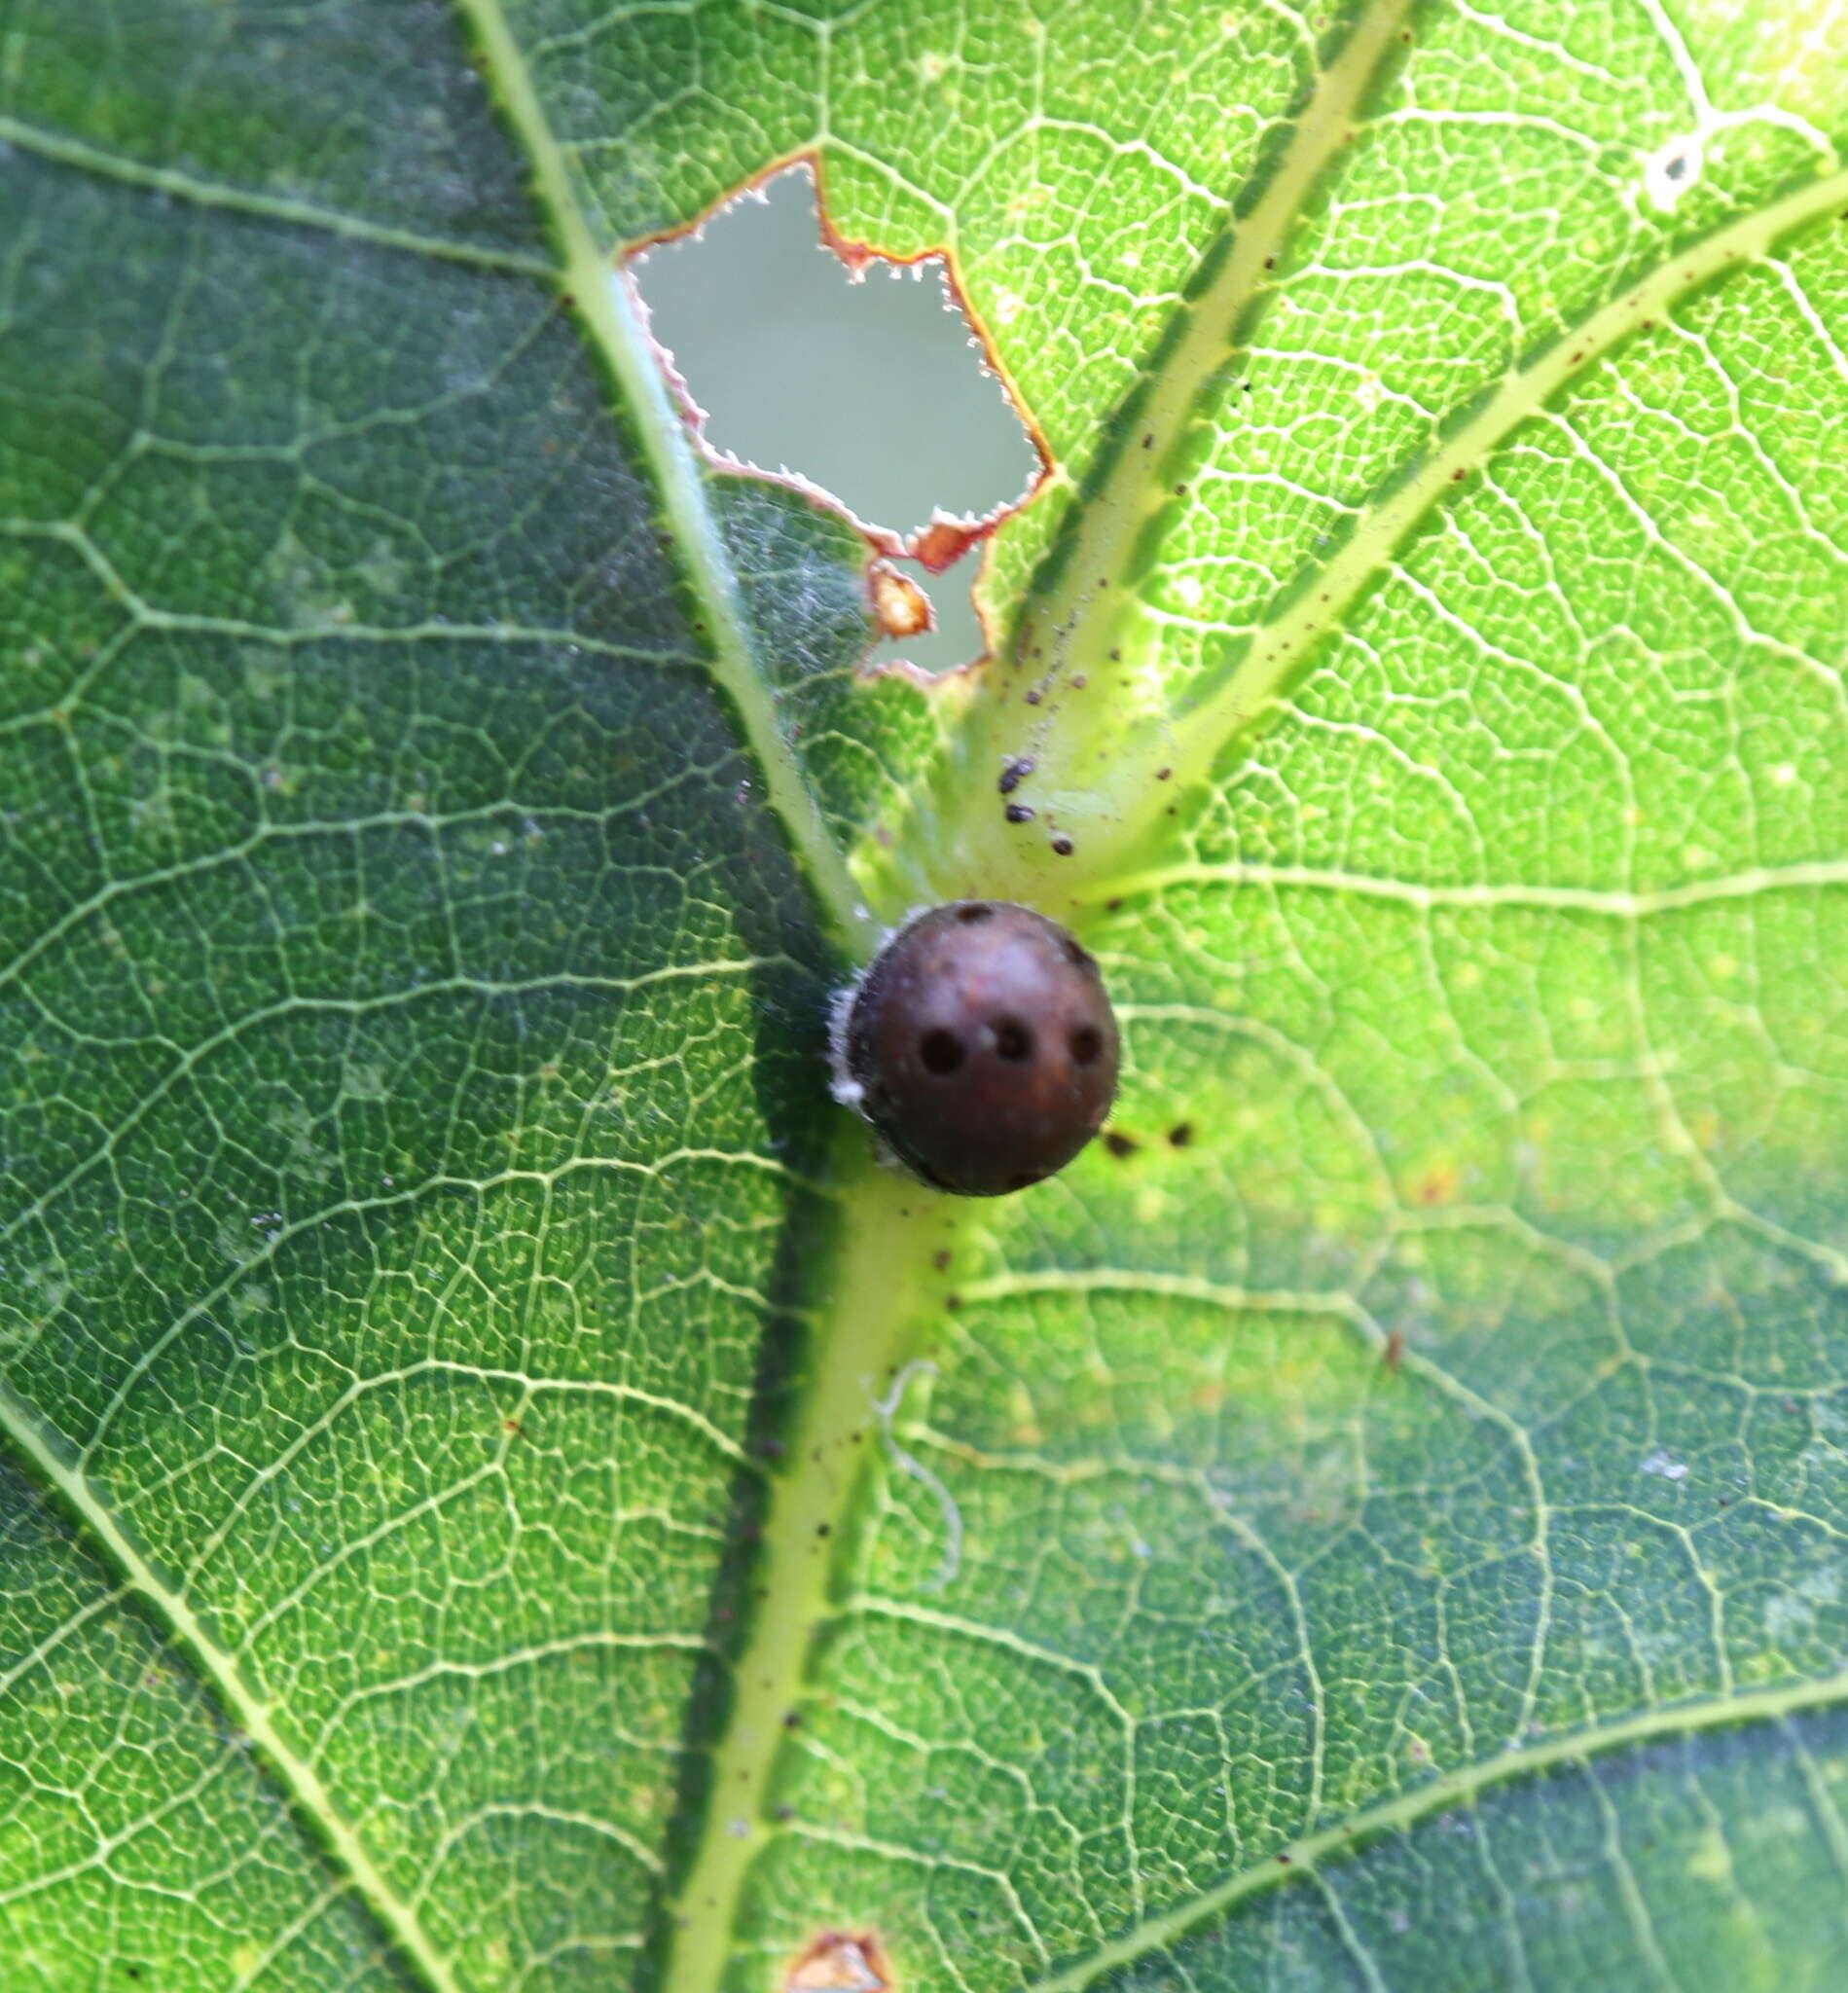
<box><xmin>919</xmin><ymin>1029</ymin><xmax>965</xmax><ymax>1074</ymax></box>
<box><xmin>629</xmin><ymin>163</ymin><xmax>1041</xmax><ymax>674</ymax></box>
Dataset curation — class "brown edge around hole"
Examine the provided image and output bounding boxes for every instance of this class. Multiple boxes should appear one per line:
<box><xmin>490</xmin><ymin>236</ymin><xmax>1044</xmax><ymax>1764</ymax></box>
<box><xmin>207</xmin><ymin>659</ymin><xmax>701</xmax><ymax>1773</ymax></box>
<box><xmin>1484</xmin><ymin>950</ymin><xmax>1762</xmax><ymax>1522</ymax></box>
<box><xmin>619</xmin><ymin>150</ymin><xmax>1055</xmax><ymax>687</ymax></box>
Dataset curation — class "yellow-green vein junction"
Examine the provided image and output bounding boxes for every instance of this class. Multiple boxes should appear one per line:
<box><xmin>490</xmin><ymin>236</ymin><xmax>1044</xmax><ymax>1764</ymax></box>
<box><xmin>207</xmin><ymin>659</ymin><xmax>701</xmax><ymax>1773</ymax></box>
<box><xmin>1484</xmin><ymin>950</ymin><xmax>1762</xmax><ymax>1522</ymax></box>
<box><xmin>884</xmin><ymin>0</ymin><xmax>1418</xmax><ymax>915</ymax></box>
<box><xmin>905</xmin><ymin>115</ymin><xmax>1848</xmax><ymax>920</ymax></box>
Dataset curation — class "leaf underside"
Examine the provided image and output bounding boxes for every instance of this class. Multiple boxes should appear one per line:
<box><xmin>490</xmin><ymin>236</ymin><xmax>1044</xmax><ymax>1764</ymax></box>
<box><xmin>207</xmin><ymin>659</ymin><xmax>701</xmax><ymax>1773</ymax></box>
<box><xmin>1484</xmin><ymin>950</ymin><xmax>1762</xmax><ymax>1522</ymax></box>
<box><xmin>3</xmin><ymin>4</ymin><xmax>1848</xmax><ymax>1992</ymax></box>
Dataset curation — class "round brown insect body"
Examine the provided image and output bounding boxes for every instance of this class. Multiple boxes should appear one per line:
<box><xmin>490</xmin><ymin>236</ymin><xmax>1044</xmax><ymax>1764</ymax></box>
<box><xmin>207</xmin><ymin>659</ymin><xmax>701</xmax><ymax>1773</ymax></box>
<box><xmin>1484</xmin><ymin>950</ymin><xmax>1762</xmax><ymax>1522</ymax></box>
<box><xmin>838</xmin><ymin>901</ymin><xmax>1120</xmax><ymax>1196</ymax></box>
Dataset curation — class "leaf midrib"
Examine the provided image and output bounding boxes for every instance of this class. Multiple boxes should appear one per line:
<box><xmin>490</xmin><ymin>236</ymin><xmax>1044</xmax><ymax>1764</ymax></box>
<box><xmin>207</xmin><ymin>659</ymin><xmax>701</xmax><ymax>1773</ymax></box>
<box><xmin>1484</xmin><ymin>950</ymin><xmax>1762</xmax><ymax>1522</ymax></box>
<box><xmin>449</xmin><ymin>0</ymin><xmax>877</xmax><ymax>964</ymax></box>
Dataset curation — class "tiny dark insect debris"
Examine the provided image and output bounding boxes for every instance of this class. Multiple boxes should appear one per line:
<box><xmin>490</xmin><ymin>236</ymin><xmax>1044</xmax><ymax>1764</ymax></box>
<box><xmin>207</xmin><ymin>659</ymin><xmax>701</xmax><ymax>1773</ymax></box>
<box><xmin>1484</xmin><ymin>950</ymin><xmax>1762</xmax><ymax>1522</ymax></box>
<box><xmin>833</xmin><ymin>901</ymin><xmax>1121</xmax><ymax>1196</ymax></box>
<box><xmin>998</xmin><ymin>756</ymin><xmax>1035</xmax><ymax>795</ymax></box>
<box><xmin>1104</xmin><ymin>1130</ymin><xmax>1139</xmax><ymax>1159</ymax></box>
<box><xmin>1005</xmin><ymin>802</ymin><xmax>1035</xmax><ymax>823</ymax></box>
<box><xmin>1051</xmin><ymin>835</ymin><xmax>1074</xmax><ymax>855</ymax></box>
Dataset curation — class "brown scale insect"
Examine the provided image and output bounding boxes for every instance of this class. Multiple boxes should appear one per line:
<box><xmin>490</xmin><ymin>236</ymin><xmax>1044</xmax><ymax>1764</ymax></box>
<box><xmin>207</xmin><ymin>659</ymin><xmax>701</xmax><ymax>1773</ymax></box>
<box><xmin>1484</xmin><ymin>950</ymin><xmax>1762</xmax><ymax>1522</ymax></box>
<box><xmin>832</xmin><ymin>901</ymin><xmax>1120</xmax><ymax>1196</ymax></box>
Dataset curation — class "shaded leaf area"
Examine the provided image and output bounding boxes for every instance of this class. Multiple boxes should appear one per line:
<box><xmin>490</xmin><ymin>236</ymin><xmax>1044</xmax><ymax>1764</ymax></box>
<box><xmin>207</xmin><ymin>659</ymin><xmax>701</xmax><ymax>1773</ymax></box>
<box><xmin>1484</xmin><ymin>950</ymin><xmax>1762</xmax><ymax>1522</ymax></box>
<box><xmin>0</xmin><ymin>1455</ymin><xmax>401</xmax><ymax>1988</ymax></box>
<box><xmin>0</xmin><ymin>44</ymin><xmax>845</xmax><ymax>1993</ymax></box>
<box><xmin>0</xmin><ymin>0</ymin><xmax>546</xmax><ymax>256</ymax></box>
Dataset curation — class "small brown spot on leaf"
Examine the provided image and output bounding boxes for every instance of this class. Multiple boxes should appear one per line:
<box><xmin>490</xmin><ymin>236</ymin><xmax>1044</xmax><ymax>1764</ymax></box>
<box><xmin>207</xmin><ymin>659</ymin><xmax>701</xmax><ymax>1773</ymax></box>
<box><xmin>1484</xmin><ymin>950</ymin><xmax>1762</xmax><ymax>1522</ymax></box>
<box><xmin>1383</xmin><ymin>1330</ymin><xmax>1405</xmax><ymax>1374</ymax></box>
<box><xmin>869</xmin><ymin>564</ymin><xmax>933</xmax><ymax>638</ymax></box>
<box><xmin>1104</xmin><ymin>1131</ymin><xmax>1139</xmax><ymax>1159</ymax></box>
<box><xmin>786</xmin><ymin>1933</ymin><xmax>891</xmax><ymax>1993</ymax></box>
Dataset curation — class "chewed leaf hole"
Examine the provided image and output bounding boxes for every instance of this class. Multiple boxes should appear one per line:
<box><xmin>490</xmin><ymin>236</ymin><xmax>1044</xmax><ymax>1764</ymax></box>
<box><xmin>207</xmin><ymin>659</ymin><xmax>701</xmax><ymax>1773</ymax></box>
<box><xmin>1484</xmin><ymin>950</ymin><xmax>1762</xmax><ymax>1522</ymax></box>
<box><xmin>628</xmin><ymin>162</ymin><xmax>1043</xmax><ymax>674</ymax></box>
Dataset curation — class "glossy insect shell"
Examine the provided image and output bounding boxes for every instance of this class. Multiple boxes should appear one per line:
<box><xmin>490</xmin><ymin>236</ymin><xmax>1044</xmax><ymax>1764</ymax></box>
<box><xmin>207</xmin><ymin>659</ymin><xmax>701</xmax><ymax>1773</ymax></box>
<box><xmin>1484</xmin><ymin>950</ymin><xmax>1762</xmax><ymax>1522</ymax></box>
<box><xmin>840</xmin><ymin>900</ymin><xmax>1120</xmax><ymax>1196</ymax></box>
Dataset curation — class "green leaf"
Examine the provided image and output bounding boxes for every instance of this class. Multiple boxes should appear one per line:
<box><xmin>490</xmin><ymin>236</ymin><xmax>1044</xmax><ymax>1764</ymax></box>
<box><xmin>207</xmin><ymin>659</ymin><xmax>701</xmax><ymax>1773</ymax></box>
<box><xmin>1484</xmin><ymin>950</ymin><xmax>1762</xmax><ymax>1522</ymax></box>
<box><xmin>4</xmin><ymin>4</ymin><xmax>1848</xmax><ymax>1992</ymax></box>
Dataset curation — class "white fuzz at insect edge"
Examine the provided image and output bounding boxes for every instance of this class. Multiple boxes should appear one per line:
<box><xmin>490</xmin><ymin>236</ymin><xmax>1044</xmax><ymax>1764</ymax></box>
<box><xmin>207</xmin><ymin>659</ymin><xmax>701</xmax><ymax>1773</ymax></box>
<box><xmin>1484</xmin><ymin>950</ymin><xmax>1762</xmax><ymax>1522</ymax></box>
<box><xmin>826</xmin><ymin>905</ymin><xmax>940</xmax><ymax>1113</ymax></box>
<box><xmin>826</xmin><ymin>975</ymin><xmax>868</xmax><ymax>1110</ymax></box>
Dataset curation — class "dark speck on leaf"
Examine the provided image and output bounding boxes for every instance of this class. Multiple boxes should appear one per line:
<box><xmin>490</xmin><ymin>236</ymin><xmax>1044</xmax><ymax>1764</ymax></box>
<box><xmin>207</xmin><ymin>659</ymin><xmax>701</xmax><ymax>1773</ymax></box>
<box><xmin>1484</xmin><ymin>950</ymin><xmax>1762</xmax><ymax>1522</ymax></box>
<box><xmin>998</xmin><ymin>756</ymin><xmax>1035</xmax><ymax>795</ymax></box>
<box><xmin>1168</xmin><ymin>1122</ymin><xmax>1194</xmax><ymax>1147</ymax></box>
<box><xmin>1104</xmin><ymin>1131</ymin><xmax>1139</xmax><ymax>1159</ymax></box>
<box><xmin>1005</xmin><ymin>803</ymin><xmax>1035</xmax><ymax>823</ymax></box>
<box><xmin>1051</xmin><ymin>835</ymin><xmax>1074</xmax><ymax>855</ymax></box>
